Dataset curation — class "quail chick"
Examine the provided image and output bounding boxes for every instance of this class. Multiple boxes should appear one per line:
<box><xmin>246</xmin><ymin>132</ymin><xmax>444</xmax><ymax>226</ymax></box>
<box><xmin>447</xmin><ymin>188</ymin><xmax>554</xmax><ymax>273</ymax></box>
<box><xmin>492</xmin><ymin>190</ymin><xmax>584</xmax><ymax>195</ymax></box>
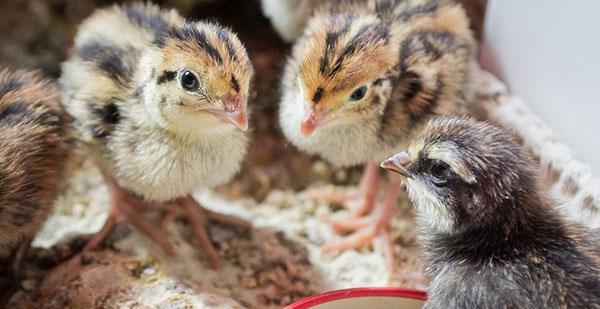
<box><xmin>279</xmin><ymin>0</ymin><xmax>475</xmax><ymax>266</ymax></box>
<box><xmin>0</xmin><ymin>68</ymin><xmax>74</xmax><ymax>296</ymax></box>
<box><xmin>60</xmin><ymin>2</ymin><xmax>254</xmax><ymax>268</ymax></box>
<box><xmin>382</xmin><ymin>116</ymin><xmax>600</xmax><ymax>308</ymax></box>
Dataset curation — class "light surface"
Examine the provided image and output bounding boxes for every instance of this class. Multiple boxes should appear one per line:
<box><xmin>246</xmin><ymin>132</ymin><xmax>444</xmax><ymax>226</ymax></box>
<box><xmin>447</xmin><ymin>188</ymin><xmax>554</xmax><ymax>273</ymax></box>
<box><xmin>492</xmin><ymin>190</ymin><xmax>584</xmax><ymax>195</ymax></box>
<box><xmin>481</xmin><ymin>0</ymin><xmax>600</xmax><ymax>172</ymax></box>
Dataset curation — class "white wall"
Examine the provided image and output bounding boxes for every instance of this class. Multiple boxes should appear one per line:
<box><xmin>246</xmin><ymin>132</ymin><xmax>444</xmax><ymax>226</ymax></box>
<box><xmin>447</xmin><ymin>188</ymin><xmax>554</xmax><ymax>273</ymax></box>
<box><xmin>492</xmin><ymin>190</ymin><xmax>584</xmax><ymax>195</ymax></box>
<box><xmin>481</xmin><ymin>0</ymin><xmax>600</xmax><ymax>172</ymax></box>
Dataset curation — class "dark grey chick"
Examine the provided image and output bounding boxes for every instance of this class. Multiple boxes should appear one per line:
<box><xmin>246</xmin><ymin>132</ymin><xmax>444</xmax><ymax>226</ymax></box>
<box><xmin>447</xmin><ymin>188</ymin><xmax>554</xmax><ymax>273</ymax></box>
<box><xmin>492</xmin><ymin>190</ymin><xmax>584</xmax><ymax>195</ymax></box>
<box><xmin>382</xmin><ymin>116</ymin><xmax>600</xmax><ymax>308</ymax></box>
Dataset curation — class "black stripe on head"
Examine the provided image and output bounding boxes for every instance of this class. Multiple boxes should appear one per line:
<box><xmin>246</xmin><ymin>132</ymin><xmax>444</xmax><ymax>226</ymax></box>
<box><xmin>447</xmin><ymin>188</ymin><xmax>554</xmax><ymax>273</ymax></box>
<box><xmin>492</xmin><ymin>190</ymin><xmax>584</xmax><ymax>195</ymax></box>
<box><xmin>320</xmin><ymin>29</ymin><xmax>344</xmax><ymax>73</ymax></box>
<box><xmin>157</xmin><ymin>70</ymin><xmax>177</xmax><ymax>84</ymax></box>
<box><xmin>319</xmin><ymin>16</ymin><xmax>353</xmax><ymax>74</ymax></box>
<box><xmin>126</xmin><ymin>6</ymin><xmax>168</xmax><ymax>36</ymax></box>
<box><xmin>0</xmin><ymin>100</ymin><xmax>29</xmax><ymax>125</ymax></box>
<box><xmin>214</xmin><ymin>26</ymin><xmax>238</xmax><ymax>61</ymax></box>
<box><xmin>164</xmin><ymin>24</ymin><xmax>224</xmax><ymax>65</ymax></box>
<box><xmin>328</xmin><ymin>23</ymin><xmax>391</xmax><ymax>77</ymax></box>
<box><xmin>230</xmin><ymin>76</ymin><xmax>240</xmax><ymax>93</ymax></box>
<box><xmin>79</xmin><ymin>43</ymin><xmax>134</xmax><ymax>85</ymax></box>
<box><xmin>0</xmin><ymin>78</ymin><xmax>21</xmax><ymax>98</ymax></box>
<box><xmin>195</xmin><ymin>31</ymin><xmax>224</xmax><ymax>64</ymax></box>
<box><xmin>312</xmin><ymin>87</ymin><xmax>324</xmax><ymax>103</ymax></box>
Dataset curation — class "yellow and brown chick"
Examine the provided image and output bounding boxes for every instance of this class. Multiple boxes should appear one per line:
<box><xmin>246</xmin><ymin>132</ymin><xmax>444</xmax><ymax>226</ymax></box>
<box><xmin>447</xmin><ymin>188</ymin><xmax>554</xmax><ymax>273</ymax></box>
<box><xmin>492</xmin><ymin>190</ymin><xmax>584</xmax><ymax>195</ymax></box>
<box><xmin>382</xmin><ymin>116</ymin><xmax>600</xmax><ymax>308</ymax></box>
<box><xmin>60</xmin><ymin>2</ymin><xmax>254</xmax><ymax>268</ymax></box>
<box><xmin>0</xmin><ymin>68</ymin><xmax>74</xmax><ymax>292</ymax></box>
<box><xmin>279</xmin><ymin>0</ymin><xmax>475</xmax><ymax>266</ymax></box>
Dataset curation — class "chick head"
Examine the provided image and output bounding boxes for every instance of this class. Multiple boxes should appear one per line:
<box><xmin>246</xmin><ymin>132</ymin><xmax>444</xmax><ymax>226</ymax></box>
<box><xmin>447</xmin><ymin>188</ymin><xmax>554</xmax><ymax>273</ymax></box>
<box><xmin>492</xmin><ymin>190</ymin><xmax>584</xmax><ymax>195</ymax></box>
<box><xmin>143</xmin><ymin>22</ymin><xmax>253</xmax><ymax>134</ymax></box>
<box><xmin>295</xmin><ymin>11</ymin><xmax>399</xmax><ymax>137</ymax></box>
<box><xmin>382</xmin><ymin>116</ymin><xmax>536</xmax><ymax>234</ymax></box>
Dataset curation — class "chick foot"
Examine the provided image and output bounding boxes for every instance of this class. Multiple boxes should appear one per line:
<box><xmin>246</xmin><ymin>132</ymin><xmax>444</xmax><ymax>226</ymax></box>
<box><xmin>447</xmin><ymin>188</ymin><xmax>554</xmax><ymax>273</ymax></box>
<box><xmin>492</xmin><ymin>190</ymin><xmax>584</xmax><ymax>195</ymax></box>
<box><xmin>158</xmin><ymin>196</ymin><xmax>252</xmax><ymax>269</ymax></box>
<box><xmin>321</xmin><ymin>174</ymin><xmax>402</xmax><ymax>272</ymax></box>
<box><xmin>84</xmin><ymin>176</ymin><xmax>176</xmax><ymax>256</ymax></box>
<box><xmin>307</xmin><ymin>163</ymin><xmax>380</xmax><ymax>224</ymax></box>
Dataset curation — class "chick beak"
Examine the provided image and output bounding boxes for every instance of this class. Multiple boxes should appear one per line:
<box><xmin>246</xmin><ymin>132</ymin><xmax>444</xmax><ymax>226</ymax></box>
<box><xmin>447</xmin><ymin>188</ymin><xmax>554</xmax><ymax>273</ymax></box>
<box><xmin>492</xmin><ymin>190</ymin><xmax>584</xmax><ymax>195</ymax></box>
<box><xmin>220</xmin><ymin>94</ymin><xmax>248</xmax><ymax>131</ymax></box>
<box><xmin>300</xmin><ymin>105</ymin><xmax>326</xmax><ymax>137</ymax></box>
<box><xmin>381</xmin><ymin>151</ymin><xmax>412</xmax><ymax>178</ymax></box>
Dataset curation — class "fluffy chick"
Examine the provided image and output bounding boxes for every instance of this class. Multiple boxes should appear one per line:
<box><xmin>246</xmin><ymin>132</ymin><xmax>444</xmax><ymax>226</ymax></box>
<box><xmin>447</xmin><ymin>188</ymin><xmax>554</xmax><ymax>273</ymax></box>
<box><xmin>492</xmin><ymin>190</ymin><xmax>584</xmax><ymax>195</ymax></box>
<box><xmin>60</xmin><ymin>2</ymin><xmax>254</xmax><ymax>268</ymax></box>
<box><xmin>382</xmin><ymin>116</ymin><xmax>600</xmax><ymax>308</ymax></box>
<box><xmin>0</xmin><ymin>68</ymin><xmax>74</xmax><ymax>292</ymax></box>
<box><xmin>279</xmin><ymin>0</ymin><xmax>475</xmax><ymax>265</ymax></box>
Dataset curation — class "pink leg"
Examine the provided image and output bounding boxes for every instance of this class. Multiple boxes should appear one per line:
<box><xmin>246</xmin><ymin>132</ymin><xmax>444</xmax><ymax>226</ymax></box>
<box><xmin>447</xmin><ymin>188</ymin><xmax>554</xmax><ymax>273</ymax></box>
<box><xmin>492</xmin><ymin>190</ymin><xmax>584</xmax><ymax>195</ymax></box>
<box><xmin>84</xmin><ymin>176</ymin><xmax>176</xmax><ymax>256</ymax></box>
<box><xmin>307</xmin><ymin>163</ymin><xmax>380</xmax><ymax>228</ymax></box>
<box><xmin>159</xmin><ymin>196</ymin><xmax>252</xmax><ymax>269</ymax></box>
<box><xmin>322</xmin><ymin>174</ymin><xmax>402</xmax><ymax>271</ymax></box>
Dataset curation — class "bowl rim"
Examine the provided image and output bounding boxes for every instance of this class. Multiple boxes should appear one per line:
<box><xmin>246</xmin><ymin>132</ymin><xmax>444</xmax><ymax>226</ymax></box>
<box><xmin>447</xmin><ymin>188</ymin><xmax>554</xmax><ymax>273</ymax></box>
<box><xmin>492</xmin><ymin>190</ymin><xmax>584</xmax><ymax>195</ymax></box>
<box><xmin>285</xmin><ymin>287</ymin><xmax>428</xmax><ymax>309</ymax></box>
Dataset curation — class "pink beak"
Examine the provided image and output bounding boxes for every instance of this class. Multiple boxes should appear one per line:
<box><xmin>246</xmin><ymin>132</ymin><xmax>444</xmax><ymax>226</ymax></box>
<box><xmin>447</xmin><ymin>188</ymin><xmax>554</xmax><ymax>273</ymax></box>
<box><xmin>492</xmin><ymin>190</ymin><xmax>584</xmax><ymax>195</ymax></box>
<box><xmin>380</xmin><ymin>151</ymin><xmax>412</xmax><ymax>178</ymax></box>
<box><xmin>300</xmin><ymin>105</ymin><xmax>327</xmax><ymax>137</ymax></box>
<box><xmin>211</xmin><ymin>94</ymin><xmax>248</xmax><ymax>131</ymax></box>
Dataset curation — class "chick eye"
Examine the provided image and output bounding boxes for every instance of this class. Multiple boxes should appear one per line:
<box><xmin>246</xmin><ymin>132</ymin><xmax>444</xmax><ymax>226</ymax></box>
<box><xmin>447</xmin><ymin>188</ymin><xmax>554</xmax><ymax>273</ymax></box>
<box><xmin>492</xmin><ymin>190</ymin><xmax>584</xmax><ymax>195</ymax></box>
<box><xmin>428</xmin><ymin>160</ymin><xmax>451</xmax><ymax>186</ymax></box>
<box><xmin>350</xmin><ymin>85</ymin><xmax>368</xmax><ymax>101</ymax></box>
<box><xmin>180</xmin><ymin>70</ymin><xmax>199</xmax><ymax>91</ymax></box>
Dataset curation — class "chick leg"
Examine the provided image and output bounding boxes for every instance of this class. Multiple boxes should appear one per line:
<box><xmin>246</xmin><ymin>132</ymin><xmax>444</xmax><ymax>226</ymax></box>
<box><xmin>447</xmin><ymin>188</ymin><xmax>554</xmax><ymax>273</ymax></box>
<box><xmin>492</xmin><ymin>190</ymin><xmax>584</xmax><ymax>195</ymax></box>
<box><xmin>159</xmin><ymin>196</ymin><xmax>251</xmax><ymax>269</ymax></box>
<box><xmin>84</xmin><ymin>176</ymin><xmax>176</xmax><ymax>256</ymax></box>
<box><xmin>322</xmin><ymin>174</ymin><xmax>402</xmax><ymax>271</ymax></box>
<box><xmin>307</xmin><ymin>163</ymin><xmax>380</xmax><ymax>226</ymax></box>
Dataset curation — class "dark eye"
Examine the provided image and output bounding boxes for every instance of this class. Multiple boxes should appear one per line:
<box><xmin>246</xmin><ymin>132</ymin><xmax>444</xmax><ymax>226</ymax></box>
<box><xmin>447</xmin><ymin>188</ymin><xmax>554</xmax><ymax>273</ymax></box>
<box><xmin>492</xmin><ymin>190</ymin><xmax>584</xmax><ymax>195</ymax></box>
<box><xmin>428</xmin><ymin>160</ymin><xmax>451</xmax><ymax>186</ymax></box>
<box><xmin>180</xmin><ymin>70</ymin><xmax>199</xmax><ymax>91</ymax></box>
<box><xmin>350</xmin><ymin>85</ymin><xmax>367</xmax><ymax>101</ymax></box>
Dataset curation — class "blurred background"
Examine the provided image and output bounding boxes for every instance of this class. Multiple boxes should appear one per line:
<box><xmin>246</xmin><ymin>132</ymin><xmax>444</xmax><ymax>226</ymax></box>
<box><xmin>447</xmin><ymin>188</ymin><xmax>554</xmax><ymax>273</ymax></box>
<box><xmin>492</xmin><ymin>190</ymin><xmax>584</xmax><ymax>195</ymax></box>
<box><xmin>481</xmin><ymin>0</ymin><xmax>600</xmax><ymax>172</ymax></box>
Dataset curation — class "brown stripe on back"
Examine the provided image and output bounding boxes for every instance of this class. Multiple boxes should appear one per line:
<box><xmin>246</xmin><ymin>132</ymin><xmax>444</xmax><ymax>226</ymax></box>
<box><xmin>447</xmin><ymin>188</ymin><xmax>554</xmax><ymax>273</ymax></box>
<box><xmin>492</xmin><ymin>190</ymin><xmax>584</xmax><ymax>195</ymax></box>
<box><xmin>400</xmin><ymin>30</ymin><xmax>466</xmax><ymax>66</ymax></box>
<box><xmin>375</xmin><ymin>0</ymin><xmax>407</xmax><ymax>20</ymax></box>
<box><xmin>87</xmin><ymin>98</ymin><xmax>121</xmax><ymax>139</ymax></box>
<box><xmin>396</xmin><ymin>0</ymin><xmax>441</xmax><ymax>22</ymax></box>
<box><xmin>0</xmin><ymin>78</ymin><xmax>21</xmax><ymax>98</ymax></box>
<box><xmin>405</xmin><ymin>73</ymin><xmax>443</xmax><ymax>123</ymax></box>
<box><xmin>0</xmin><ymin>100</ymin><xmax>30</xmax><ymax>126</ymax></box>
<box><xmin>78</xmin><ymin>43</ymin><xmax>136</xmax><ymax>86</ymax></box>
<box><xmin>12</xmin><ymin>212</ymin><xmax>34</xmax><ymax>227</ymax></box>
<box><xmin>91</xmin><ymin>100</ymin><xmax>120</xmax><ymax>125</ymax></box>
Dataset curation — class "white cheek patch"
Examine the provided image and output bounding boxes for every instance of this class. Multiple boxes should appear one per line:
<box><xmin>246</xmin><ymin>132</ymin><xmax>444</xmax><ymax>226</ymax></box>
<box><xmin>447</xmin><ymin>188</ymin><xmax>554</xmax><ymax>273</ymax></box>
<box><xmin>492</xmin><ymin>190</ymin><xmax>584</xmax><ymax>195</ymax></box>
<box><xmin>406</xmin><ymin>179</ymin><xmax>455</xmax><ymax>233</ymax></box>
<box><xmin>427</xmin><ymin>142</ymin><xmax>477</xmax><ymax>184</ymax></box>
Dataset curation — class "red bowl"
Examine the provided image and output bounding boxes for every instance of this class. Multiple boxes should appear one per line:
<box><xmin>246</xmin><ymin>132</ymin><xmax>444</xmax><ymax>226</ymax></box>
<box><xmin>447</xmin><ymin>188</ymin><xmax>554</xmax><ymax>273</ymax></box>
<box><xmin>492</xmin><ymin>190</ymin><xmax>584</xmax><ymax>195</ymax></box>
<box><xmin>285</xmin><ymin>287</ymin><xmax>427</xmax><ymax>309</ymax></box>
